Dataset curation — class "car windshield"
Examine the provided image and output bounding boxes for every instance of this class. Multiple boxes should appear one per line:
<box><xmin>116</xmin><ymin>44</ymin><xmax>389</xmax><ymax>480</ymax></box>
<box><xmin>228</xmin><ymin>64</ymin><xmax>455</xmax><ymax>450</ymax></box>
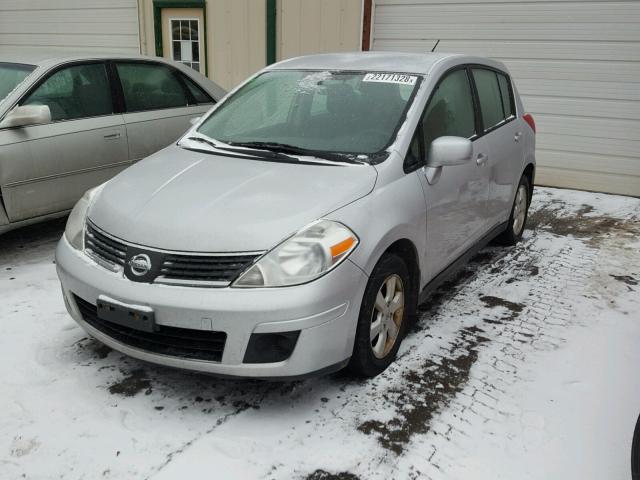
<box><xmin>196</xmin><ymin>70</ymin><xmax>421</xmax><ymax>156</ymax></box>
<box><xmin>0</xmin><ymin>62</ymin><xmax>36</xmax><ymax>102</ymax></box>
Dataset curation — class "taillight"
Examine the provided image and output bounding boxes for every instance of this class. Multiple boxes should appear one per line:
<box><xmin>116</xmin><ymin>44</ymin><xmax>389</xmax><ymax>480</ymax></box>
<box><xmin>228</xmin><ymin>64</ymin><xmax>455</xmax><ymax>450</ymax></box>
<box><xmin>523</xmin><ymin>113</ymin><xmax>536</xmax><ymax>133</ymax></box>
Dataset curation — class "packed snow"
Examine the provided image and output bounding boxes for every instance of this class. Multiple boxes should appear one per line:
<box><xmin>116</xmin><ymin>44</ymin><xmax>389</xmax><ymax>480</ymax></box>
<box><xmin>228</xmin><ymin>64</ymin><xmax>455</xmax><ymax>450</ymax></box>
<box><xmin>1</xmin><ymin>187</ymin><xmax>639</xmax><ymax>480</ymax></box>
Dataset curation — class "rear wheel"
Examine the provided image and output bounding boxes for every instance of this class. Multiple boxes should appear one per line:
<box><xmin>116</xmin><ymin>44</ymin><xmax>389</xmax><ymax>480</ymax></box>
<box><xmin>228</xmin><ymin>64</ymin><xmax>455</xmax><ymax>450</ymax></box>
<box><xmin>349</xmin><ymin>254</ymin><xmax>410</xmax><ymax>377</ymax></box>
<box><xmin>496</xmin><ymin>175</ymin><xmax>530</xmax><ymax>245</ymax></box>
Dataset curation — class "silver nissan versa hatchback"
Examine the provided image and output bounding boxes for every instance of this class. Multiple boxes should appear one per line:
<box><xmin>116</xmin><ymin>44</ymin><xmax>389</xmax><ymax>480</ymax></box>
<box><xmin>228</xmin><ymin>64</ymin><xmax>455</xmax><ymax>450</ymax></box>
<box><xmin>56</xmin><ymin>52</ymin><xmax>536</xmax><ymax>379</ymax></box>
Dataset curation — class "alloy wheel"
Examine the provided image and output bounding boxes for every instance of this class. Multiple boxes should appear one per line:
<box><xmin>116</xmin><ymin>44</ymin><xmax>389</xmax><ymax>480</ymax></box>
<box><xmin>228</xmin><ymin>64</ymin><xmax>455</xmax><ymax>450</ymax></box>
<box><xmin>512</xmin><ymin>184</ymin><xmax>528</xmax><ymax>235</ymax></box>
<box><xmin>370</xmin><ymin>274</ymin><xmax>405</xmax><ymax>359</ymax></box>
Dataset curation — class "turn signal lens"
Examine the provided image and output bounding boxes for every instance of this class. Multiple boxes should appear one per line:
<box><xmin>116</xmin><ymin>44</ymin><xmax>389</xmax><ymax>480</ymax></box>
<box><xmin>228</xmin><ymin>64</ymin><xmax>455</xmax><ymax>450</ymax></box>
<box><xmin>330</xmin><ymin>237</ymin><xmax>356</xmax><ymax>260</ymax></box>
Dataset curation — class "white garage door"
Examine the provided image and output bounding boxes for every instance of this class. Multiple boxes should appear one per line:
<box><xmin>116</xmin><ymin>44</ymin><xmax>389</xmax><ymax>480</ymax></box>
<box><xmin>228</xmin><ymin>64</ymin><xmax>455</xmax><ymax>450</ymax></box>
<box><xmin>0</xmin><ymin>0</ymin><xmax>140</xmax><ymax>54</ymax></box>
<box><xmin>372</xmin><ymin>0</ymin><xmax>640</xmax><ymax>196</ymax></box>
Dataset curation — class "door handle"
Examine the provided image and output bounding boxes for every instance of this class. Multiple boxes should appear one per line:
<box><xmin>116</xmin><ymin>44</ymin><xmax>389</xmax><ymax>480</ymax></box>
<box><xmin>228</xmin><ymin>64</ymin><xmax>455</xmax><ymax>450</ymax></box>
<box><xmin>514</xmin><ymin>131</ymin><xmax>522</xmax><ymax>142</ymax></box>
<box><xmin>103</xmin><ymin>132</ymin><xmax>121</xmax><ymax>140</ymax></box>
<box><xmin>476</xmin><ymin>153</ymin><xmax>488</xmax><ymax>166</ymax></box>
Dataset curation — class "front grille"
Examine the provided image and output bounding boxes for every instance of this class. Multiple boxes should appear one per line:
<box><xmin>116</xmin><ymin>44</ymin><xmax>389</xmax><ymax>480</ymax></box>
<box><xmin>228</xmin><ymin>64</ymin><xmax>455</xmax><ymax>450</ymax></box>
<box><xmin>85</xmin><ymin>223</ymin><xmax>126</xmax><ymax>267</ymax></box>
<box><xmin>160</xmin><ymin>253</ymin><xmax>261</xmax><ymax>283</ymax></box>
<box><xmin>85</xmin><ymin>222</ymin><xmax>261</xmax><ymax>286</ymax></box>
<box><xmin>74</xmin><ymin>295</ymin><xmax>226</xmax><ymax>362</ymax></box>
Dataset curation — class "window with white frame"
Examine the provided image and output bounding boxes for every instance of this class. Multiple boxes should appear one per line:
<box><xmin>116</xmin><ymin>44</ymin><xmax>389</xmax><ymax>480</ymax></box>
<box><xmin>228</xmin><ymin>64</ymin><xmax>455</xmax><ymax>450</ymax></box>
<box><xmin>170</xmin><ymin>18</ymin><xmax>201</xmax><ymax>72</ymax></box>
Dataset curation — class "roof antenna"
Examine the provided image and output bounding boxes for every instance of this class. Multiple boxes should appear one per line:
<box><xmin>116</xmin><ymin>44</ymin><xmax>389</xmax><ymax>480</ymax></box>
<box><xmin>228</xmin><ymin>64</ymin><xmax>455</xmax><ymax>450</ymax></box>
<box><xmin>431</xmin><ymin>39</ymin><xmax>440</xmax><ymax>52</ymax></box>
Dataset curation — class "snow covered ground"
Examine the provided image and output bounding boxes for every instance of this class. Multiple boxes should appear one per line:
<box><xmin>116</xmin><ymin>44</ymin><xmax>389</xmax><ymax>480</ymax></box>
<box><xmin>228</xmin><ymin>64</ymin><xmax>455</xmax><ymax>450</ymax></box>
<box><xmin>1</xmin><ymin>187</ymin><xmax>639</xmax><ymax>480</ymax></box>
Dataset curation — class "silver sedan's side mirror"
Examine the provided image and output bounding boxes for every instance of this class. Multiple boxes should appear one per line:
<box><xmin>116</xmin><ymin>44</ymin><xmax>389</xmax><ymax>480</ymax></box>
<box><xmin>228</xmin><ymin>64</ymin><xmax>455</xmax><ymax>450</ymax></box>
<box><xmin>426</xmin><ymin>136</ymin><xmax>473</xmax><ymax>168</ymax></box>
<box><xmin>189</xmin><ymin>116</ymin><xmax>201</xmax><ymax>126</ymax></box>
<box><xmin>0</xmin><ymin>105</ymin><xmax>52</xmax><ymax>128</ymax></box>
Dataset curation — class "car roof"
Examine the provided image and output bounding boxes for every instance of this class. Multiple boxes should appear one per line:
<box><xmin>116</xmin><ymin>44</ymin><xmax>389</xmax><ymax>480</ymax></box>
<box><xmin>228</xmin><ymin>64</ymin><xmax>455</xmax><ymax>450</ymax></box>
<box><xmin>268</xmin><ymin>52</ymin><xmax>467</xmax><ymax>75</ymax></box>
<box><xmin>0</xmin><ymin>49</ymin><xmax>169</xmax><ymax>68</ymax></box>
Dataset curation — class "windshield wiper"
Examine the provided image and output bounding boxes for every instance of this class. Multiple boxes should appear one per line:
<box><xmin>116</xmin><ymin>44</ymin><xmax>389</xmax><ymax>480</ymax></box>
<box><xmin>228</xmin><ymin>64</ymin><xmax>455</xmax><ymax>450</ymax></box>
<box><xmin>182</xmin><ymin>136</ymin><xmax>302</xmax><ymax>164</ymax></box>
<box><xmin>227</xmin><ymin>141</ymin><xmax>363</xmax><ymax>164</ymax></box>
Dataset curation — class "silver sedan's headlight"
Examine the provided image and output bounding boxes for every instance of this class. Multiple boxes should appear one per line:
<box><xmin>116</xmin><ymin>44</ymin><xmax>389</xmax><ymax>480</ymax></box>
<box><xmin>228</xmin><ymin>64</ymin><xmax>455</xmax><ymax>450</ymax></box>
<box><xmin>64</xmin><ymin>184</ymin><xmax>105</xmax><ymax>250</ymax></box>
<box><xmin>232</xmin><ymin>220</ymin><xmax>358</xmax><ymax>287</ymax></box>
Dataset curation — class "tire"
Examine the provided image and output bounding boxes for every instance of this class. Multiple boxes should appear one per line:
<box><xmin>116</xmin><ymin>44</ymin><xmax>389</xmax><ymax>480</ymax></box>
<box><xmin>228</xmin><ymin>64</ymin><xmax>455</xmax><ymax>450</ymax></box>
<box><xmin>495</xmin><ymin>174</ymin><xmax>531</xmax><ymax>246</ymax></box>
<box><xmin>348</xmin><ymin>254</ymin><xmax>411</xmax><ymax>377</ymax></box>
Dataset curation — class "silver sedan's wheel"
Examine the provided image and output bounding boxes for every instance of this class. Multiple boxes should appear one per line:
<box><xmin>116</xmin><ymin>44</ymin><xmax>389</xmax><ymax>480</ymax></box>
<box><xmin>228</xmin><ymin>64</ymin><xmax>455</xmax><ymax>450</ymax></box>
<box><xmin>512</xmin><ymin>184</ymin><xmax>528</xmax><ymax>235</ymax></box>
<box><xmin>370</xmin><ymin>274</ymin><xmax>405</xmax><ymax>359</ymax></box>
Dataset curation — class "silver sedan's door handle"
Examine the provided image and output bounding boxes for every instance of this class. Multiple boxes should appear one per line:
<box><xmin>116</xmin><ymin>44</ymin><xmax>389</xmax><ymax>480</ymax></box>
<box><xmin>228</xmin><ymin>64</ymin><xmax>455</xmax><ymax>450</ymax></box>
<box><xmin>514</xmin><ymin>131</ymin><xmax>522</xmax><ymax>142</ymax></box>
<box><xmin>104</xmin><ymin>132</ymin><xmax>121</xmax><ymax>140</ymax></box>
<box><xmin>476</xmin><ymin>153</ymin><xmax>488</xmax><ymax>166</ymax></box>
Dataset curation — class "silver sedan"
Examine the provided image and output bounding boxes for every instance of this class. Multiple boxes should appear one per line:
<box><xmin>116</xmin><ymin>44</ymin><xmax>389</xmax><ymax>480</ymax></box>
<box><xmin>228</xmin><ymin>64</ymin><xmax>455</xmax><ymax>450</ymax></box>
<box><xmin>0</xmin><ymin>52</ymin><xmax>225</xmax><ymax>234</ymax></box>
<box><xmin>56</xmin><ymin>52</ymin><xmax>536</xmax><ymax>379</ymax></box>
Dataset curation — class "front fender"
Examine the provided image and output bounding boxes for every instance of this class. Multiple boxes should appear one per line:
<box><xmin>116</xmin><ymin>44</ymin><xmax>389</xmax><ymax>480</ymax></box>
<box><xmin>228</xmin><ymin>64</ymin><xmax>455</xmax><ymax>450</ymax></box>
<box><xmin>325</xmin><ymin>169</ymin><xmax>426</xmax><ymax>284</ymax></box>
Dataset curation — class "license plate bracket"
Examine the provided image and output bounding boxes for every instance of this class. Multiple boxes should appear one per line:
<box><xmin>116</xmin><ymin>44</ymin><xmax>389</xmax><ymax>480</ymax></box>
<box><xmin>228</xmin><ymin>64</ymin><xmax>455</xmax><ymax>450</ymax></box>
<box><xmin>96</xmin><ymin>295</ymin><xmax>156</xmax><ymax>333</ymax></box>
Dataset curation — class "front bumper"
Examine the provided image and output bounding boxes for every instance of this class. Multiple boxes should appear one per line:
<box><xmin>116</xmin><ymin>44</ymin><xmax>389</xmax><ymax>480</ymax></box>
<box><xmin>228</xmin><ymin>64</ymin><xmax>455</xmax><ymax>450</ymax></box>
<box><xmin>55</xmin><ymin>236</ymin><xmax>368</xmax><ymax>378</ymax></box>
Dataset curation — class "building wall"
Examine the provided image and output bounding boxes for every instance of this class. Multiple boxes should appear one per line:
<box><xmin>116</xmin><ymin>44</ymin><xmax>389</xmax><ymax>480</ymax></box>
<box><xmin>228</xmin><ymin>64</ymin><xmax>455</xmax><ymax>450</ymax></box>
<box><xmin>138</xmin><ymin>0</ymin><xmax>265</xmax><ymax>91</ymax></box>
<box><xmin>0</xmin><ymin>0</ymin><xmax>140</xmax><ymax>53</ymax></box>
<box><xmin>139</xmin><ymin>0</ymin><xmax>363</xmax><ymax>89</ymax></box>
<box><xmin>277</xmin><ymin>0</ymin><xmax>362</xmax><ymax>60</ymax></box>
<box><xmin>208</xmin><ymin>0</ymin><xmax>266</xmax><ymax>90</ymax></box>
<box><xmin>370</xmin><ymin>0</ymin><xmax>640</xmax><ymax>196</ymax></box>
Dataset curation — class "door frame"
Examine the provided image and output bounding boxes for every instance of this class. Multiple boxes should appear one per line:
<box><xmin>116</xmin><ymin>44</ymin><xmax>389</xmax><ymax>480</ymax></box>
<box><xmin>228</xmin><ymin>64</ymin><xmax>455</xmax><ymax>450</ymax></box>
<box><xmin>152</xmin><ymin>0</ymin><xmax>208</xmax><ymax>76</ymax></box>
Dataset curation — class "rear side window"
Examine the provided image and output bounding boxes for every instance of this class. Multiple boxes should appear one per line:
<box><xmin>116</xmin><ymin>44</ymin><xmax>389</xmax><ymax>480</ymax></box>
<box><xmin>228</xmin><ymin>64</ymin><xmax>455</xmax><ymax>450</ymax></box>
<box><xmin>472</xmin><ymin>68</ymin><xmax>504</xmax><ymax>130</ymax></box>
<box><xmin>181</xmin><ymin>74</ymin><xmax>213</xmax><ymax>104</ymax></box>
<box><xmin>22</xmin><ymin>63</ymin><xmax>112</xmax><ymax>122</ymax></box>
<box><xmin>422</xmin><ymin>69</ymin><xmax>476</xmax><ymax>151</ymax></box>
<box><xmin>496</xmin><ymin>73</ymin><xmax>515</xmax><ymax>118</ymax></box>
<box><xmin>116</xmin><ymin>62</ymin><xmax>189</xmax><ymax>112</ymax></box>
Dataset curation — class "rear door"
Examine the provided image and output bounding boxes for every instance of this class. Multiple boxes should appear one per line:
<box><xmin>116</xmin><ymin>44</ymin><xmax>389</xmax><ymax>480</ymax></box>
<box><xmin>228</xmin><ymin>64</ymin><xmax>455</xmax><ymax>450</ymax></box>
<box><xmin>408</xmin><ymin>67</ymin><xmax>491</xmax><ymax>279</ymax></box>
<box><xmin>113</xmin><ymin>61</ymin><xmax>214</xmax><ymax>162</ymax></box>
<box><xmin>471</xmin><ymin>67</ymin><xmax>523</xmax><ymax>228</ymax></box>
<box><xmin>0</xmin><ymin>61</ymin><xmax>128</xmax><ymax>222</ymax></box>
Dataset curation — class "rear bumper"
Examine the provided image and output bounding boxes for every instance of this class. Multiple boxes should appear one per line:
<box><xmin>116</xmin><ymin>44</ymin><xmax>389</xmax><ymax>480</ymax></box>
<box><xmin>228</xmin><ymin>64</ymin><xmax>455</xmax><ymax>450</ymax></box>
<box><xmin>55</xmin><ymin>236</ymin><xmax>368</xmax><ymax>378</ymax></box>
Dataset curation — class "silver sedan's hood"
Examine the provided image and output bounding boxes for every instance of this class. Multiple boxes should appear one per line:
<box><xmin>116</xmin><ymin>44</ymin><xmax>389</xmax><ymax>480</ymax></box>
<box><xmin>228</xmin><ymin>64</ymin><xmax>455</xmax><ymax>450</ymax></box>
<box><xmin>88</xmin><ymin>145</ymin><xmax>377</xmax><ymax>252</ymax></box>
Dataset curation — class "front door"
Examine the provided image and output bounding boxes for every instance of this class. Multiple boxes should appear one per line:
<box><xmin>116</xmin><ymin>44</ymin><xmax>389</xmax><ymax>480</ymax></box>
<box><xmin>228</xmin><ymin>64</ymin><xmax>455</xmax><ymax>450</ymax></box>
<box><xmin>0</xmin><ymin>62</ymin><xmax>128</xmax><ymax>222</ymax></box>
<box><xmin>411</xmin><ymin>68</ymin><xmax>491</xmax><ymax>280</ymax></box>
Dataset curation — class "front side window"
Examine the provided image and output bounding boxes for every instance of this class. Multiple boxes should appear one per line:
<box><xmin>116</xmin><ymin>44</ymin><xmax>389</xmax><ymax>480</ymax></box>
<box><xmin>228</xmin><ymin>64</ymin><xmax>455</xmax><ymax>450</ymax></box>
<box><xmin>116</xmin><ymin>63</ymin><xmax>190</xmax><ymax>112</ymax></box>
<box><xmin>422</xmin><ymin>69</ymin><xmax>476</xmax><ymax>153</ymax></box>
<box><xmin>197</xmin><ymin>70</ymin><xmax>420</xmax><ymax>155</ymax></box>
<box><xmin>22</xmin><ymin>63</ymin><xmax>112</xmax><ymax>122</ymax></box>
<box><xmin>0</xmin><ymin>62</ymin><xmax>35</xmax><ymax>102</ymax></box>
<box><xmin>472</xmin><ymin>68</ymin><xmax>506</xmax><ymax>130</ymax></box>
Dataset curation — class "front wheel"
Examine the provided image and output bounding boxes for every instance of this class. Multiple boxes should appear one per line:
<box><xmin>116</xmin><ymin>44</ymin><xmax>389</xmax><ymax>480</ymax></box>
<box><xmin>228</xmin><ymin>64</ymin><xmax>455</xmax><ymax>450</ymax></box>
<box><xmin>496</xmin><ymin>175</ymin><xmax>530</xmax><ymax>245</ymax></box>
<box><xmin>348</xmin><ymin>254</ymin><xmax>411</xmax><ymax>377</ymax></box>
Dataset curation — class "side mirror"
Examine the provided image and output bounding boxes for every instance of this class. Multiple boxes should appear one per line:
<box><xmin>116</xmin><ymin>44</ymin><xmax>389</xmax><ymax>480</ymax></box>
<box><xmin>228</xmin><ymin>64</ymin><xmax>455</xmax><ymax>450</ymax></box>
<box><xmin>0</xmin><ymin>105</ymin><xmax>52</xmax><ymax>128</ymax></box>
<box><xmin>426</xmin><ymin>136</ymin><xmax>473</xmax><ymax>168</ymax></box>
<box><xmin>189</xmin><ymin>116</ymin><xmax>201</xmax><ymax>126</ymax></box>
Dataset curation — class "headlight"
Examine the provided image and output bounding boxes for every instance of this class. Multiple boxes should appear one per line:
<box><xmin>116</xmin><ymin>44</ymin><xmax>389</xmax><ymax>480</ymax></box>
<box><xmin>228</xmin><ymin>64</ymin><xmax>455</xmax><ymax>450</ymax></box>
<box><xmin>64</xmin><ymin>184</ymin><xmax>105</xmax><ymax>250</ymax></box>
<box><xmin>232</xmin><ymin>220</ymin><xmax>358</xmax><ymax>287</ymax></box>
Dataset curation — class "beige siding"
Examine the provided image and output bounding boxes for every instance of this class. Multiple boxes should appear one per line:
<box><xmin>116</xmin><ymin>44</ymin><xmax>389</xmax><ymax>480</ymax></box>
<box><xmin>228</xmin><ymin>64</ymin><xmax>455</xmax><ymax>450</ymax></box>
<box><xmin>138</xmin><ymin>0</ymin><xmax>266</xmax><ymax>91</ymax></box>
<box><xmin>0</xmin><ymin>0</ymin><xmax>139</xmax><ymax>53</ymax></box>
<box><xmin>277</xmin><ymin>0</ymin><xmax>361</xmax><ymax>60</ymax></box>
<box><xmin>207</xmin><ymin>0</ymin><xmax>266</xmax><ymax>90</ymax></box>
<box><xmin>372</xmin><ymin>0</ymin><xmax>640</xmax><ymax>196</ymax></box>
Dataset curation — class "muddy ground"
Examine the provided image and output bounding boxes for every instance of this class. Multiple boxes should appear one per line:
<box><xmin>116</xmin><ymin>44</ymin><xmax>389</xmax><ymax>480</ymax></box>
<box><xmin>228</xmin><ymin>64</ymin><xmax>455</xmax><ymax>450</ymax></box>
<box><xmin>1</xmin><ymin>187</ymin><xmax>639</xmax><ymax>480</ymax></box>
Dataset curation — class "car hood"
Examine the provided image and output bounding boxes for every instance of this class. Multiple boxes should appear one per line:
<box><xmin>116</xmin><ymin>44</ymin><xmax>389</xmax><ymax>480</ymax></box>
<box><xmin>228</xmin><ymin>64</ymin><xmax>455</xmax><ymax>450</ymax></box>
<box><xmin>88</xmin><ymin>145</ymin><xmax>377</xmax><ymax>252</ymax></box>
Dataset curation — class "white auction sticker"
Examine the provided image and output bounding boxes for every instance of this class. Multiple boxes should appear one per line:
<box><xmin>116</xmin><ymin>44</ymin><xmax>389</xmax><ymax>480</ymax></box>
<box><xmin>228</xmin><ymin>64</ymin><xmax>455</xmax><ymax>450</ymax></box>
<box><xmin>363</xmin><ymin>73</ymin><xmax>417</xmax><ymax>85</ymax></box>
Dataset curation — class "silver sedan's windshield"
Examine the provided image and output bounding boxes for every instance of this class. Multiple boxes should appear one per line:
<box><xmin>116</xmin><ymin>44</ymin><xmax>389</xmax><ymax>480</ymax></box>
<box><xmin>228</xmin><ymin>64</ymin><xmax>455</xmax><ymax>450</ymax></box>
<box><xmin>0</xmin><ymin>62</ymin><xmax>36</xmax><ymax>102</ymax></box>
<box><xmin>197</xmin><ymin>70</ymin><xmax>420</xmax><ymax>155</ymax></box>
